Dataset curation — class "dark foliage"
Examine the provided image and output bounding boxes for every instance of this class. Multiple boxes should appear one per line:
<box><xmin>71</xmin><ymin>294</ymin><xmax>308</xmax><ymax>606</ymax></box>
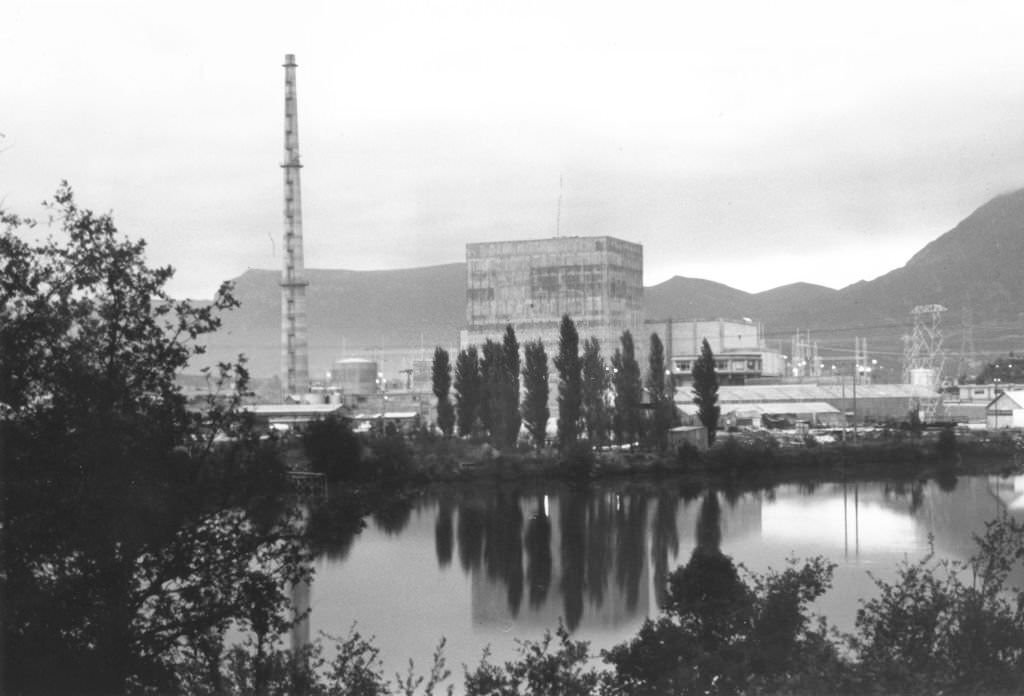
<box><xmin>559</xmin><ymin>440</ymin><xmax>596</xmax><ymax>480</ymax></box>
<box><xmin>366</xmin><ymin>431</ymin><xmax>416</xmax><ymax>480</ymax></box>
<box><xmin>611</xmin><ymin>330</ymin><xmax>642</xmax><ymax>446</ymax></box>
<box><xmin>691</xmin><ymin>338</ymin><xmax>721</xmax><ymax>446</ymax></box>
<box><xmin>555</xmin><ymin>314</ymin><xmax>582</xmax><ymax>448</ymax></box>
<box><xmin>303</xmin><ymin>414</ymin><xmax>364</xmax><ymax>481</ymax></box>
<box><xmin>846</xmin><ymin>514</ymin><xmax>1024</xmax><ymax>695</ymax></box>
<box><xmin>521</xmin><ymin>339</ymin><xmax>550</xmax><ymax>449</ymax></box>
<box><xmin>463</xmin><ymin>624</ymin><xmax>602</xmax><ymax>696</ymax></box>
<box><xmin>431</xmin><ymin>346</ymin><xmax>455</xmax><ymax>438</ymax></box>
<box><xmin>1</xmin><ymin>186</ymin><xmax>310</xmax><ymax>695</ymax></box>
<box><xmin>480</xmin><ymin>339</ymin><xmax>512</xmax><ymax>448</ymax></box>
<box><xmin>646</xmin><ymin>332</ymin><xmax>676</xmax><ymax>450</ymax></box>
<box><xmin>603</xmin><ymin>492</ymin><xmax>839</xmax><ymax>695</ymax></box>
<box><xmin>454</xmin><ymin>346</ymin><xmax>481</xmax><ymax>437</ymax></box>
<box><xmin>502</xmin><ymin>324</ymin><xmax>522</xmax><ymax>447</ymax></box>
<box><xmin>581</xmin><ymin>336</ymin><xmax>610</xmax><ymax>447</ymax></box>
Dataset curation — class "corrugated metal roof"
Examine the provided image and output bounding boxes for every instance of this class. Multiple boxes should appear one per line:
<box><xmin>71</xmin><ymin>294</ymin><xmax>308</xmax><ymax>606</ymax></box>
<box><xmin>676</xmin><ymin>383</ymin><xmax>935</xmax><ymax>404</ymax></box>
<box><xmin>677</xmin><ymin>401</ymin><xmax>839</xmax><ymax>416</ymax></box>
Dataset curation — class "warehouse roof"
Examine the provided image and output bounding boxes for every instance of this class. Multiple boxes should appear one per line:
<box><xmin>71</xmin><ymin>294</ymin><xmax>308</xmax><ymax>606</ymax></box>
<box><xmin>676</xmin><ymin>383</ymin><xmax>935</xmax><ymax>404</ymax></box>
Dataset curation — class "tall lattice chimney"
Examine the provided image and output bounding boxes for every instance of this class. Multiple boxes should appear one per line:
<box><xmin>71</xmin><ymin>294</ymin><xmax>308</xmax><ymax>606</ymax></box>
<box><xmin>281</xmin><ymin>53</ymin><xmax>309</xmax><ymax>397</ymax></box>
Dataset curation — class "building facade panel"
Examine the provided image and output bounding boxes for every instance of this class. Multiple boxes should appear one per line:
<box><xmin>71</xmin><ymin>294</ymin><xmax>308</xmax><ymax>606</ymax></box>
<box><xmin>462</xmin><ymin>236</ymin><xmax>643</xmax><ymax>355</ymax></box>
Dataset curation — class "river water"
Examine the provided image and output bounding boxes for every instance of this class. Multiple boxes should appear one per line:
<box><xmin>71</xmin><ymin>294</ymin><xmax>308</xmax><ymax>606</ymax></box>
<box><xmin>299</xmin><ymin>472</ymin><xmax>1024</xmax><ymax>683</ymax></box>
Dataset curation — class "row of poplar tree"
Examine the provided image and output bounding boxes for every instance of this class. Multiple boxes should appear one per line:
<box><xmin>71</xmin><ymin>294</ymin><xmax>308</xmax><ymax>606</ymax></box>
<box><xmin>431</xmin><ymin>314</ymin><xmax>720</xmax><ymax>450</ymax></box>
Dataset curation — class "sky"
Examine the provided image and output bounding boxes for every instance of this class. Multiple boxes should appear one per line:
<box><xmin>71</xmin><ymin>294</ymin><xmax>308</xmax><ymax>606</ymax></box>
<box><xmin>4</xmin><ymin>0</ymin><xmax>1024</xmax><ymax>299</ymax></box>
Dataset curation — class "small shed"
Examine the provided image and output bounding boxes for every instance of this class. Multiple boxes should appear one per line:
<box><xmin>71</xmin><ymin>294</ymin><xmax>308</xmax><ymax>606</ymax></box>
<box><xmin>986</xmin><ymin>390</ymin><xmax>1024</xmax><ymax>430</ymax></box>
<box><xmin>668</xmin><ymin>425</ymin><xmax>709</xmax><ymax>451</ymax></box>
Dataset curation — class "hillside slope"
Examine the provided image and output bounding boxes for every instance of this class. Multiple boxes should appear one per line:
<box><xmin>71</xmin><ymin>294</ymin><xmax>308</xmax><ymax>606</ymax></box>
<box><xmin>195</xmin><ymin>189</ymin><xmax>1024</xmax><ymax>377</ymax></box>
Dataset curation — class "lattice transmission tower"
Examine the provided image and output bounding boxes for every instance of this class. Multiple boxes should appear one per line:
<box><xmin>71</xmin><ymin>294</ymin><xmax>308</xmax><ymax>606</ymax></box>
<box><xmin>902</xmin><ymin>304</ymin><xmax>947</xmax><ymax>420</ymax></box>
<box><xmin>956</xmin><ymin>302</ymin><xmax>977</xmax><ymax>381</ymax></box>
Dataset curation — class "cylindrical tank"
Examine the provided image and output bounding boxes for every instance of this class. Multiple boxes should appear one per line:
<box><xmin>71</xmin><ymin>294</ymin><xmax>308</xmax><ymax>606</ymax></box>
<box><xmin>330</xmin><ymin>358</ymin><xmax>378</xmax><ymax>396</ymax></box>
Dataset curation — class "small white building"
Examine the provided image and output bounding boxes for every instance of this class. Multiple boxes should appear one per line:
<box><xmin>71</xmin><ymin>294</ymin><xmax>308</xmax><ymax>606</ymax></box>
<box><xmin>986</xmin><ymin>390</ymin><xmax>1024</xmax><ymax>430</ymax></box>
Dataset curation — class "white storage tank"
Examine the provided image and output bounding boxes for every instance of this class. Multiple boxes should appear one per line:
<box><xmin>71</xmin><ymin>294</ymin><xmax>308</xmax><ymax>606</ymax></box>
<box><xmin>330</xmin><ymin>358</ymin><xmax>378</xmax><ymax>397</ymax></box>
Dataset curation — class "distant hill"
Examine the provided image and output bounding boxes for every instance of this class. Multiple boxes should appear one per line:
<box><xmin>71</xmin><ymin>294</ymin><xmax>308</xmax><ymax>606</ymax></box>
<box><xmin>199</xmin><ymin>264</ymin><xmax>466</xmax><ymax>378</ymax></box>
<box><xmin>195</xmin><ymin>189</ymin><xmax>1024</xmax><ymax>378</ymax></box>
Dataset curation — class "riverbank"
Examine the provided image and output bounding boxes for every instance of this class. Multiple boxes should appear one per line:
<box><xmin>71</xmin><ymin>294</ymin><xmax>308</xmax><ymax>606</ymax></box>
<box><xmin>294</xmin><ymin>428</ymin><xmax>1023</xmax><ymax>521</ymax></box>
<box><xmin>358</xmin><ymin>429</ymin><xmax>1023</xmax><ymax>486</ymax></box>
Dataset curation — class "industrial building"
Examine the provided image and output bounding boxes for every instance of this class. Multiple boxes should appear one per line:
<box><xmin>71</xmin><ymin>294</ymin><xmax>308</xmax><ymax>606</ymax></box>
<box><xmin>987</xmin><ymin>390</ymin><xmax>1024</xmax><ymax>430</ymax></box>
<box><xmin>676</xmin><ymin>383</ymin><xmax>940</xmax><ymax>429</ymax></box>
<box><xmin>460</xmin><ymin>236</ymin><xmax>643</xmax><ymax>354</ymax></box>
<box><xmin>644</xmin><ymin>318</ymin><xmax>786</xmax><ymax>386</ymax></box>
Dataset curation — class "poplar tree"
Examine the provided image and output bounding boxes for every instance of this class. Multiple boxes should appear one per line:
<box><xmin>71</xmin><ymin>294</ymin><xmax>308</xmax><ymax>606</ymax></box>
<box><xmin>581</xmin><ymin>336</ymin><xmax>609</xmax><ymax>446</ymax></box>
<box><xmin>692</xmin><ymin>338</ymin><xmax>721</xmax><ymax>445</ymax></box>
<box><xmin>480</xmin><ymin>339</ymin><xmax>508</xmax><ymax>447</ymax></box>
<box><xmin>554</xmin><ymin>314</ymin><xmax>582</xmax><ymax>448</ymax></box>
<box><xmin>646</xmin><ymin>332</ymin><xmax>676</xmax><ymax>450</ymax></box>
<box><xmin>612</xmin><ymin>330</ymin><xmax>642</xmax><ymax>446</ymax></box>
<box><xmin>520</xmin><ymin>339</ymin><xmax>550</xmax><ymax>449</ymax></box>
<box><xmin>502</xmin><ymin>324</ymin><xmax>522</xmax><ymax>448</ymax></box>
<box><xmin>431</xmin><ymin>346</ymin><xmax>454</xmax><ymax>437</ymax></box>
<box><xmin>454</xmin><ymin>346</ymin><xmax>481</xmax><ymax>437</ymax></box>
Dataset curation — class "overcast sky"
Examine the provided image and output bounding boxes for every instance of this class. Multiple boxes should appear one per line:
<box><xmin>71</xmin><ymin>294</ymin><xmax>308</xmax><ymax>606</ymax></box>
<box><xmin>4</xmin><ymin>0</ymin><xmax>1024</xmax><ymax>299</ymax></box>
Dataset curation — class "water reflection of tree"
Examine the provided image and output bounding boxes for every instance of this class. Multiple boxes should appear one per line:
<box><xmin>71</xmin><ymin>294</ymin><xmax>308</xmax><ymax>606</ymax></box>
<box><xmin>446</xmin><ymin>483</ymin><xmax>657</xmax><ymax>631</ymax></box>
<box><xmin>524</xmin><ymin>494</ymin><xmax>552</xmax><ymax>608</ymax></box>
<box><xmin>372</xmin><ymin>495</ymin><xmax>415</xmax><ymax>535</ymax></box>
<box><xmin>457</xmin><ymin>500</ymin><xmax>486</xmax><ymax>572</ymax></box>
<box><xmin>651</xmin><ymin>490</ymin><xmax>680</xmax><ymax>608</ymax></box>
<box><xmin>585</xmin><ymin>492</ymin><xmax>614</xmax><ymax>608</ymax></box>
<box><xmin>615</xmin><ymin>492</ymin><xmax>648</xmax><ymax>611</ymax></box>
<box><xmin>560</xmin><ymin>488</ymin><xmax>587</xmax><ymax>631</ymax></box>
<box><xmin>485</xmin><ymin>487</ymin><xmax>524</xmax><ymax>616</ymax></box>
<box><xmin>434</xmin><ymin>493</ymin><xmax>455</xmax><ymax>568</ymax></box>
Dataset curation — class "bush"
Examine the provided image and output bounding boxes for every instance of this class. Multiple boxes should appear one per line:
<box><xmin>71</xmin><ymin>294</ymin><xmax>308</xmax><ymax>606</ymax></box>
<box><xmin>559</xmin><ymin>440</ymin><xmax>595</xmax><ymax>479</ymax></box>
<box><xmin>367</xmin><ymin>432</ymin><xmax>416</xmax><ymax>480</ymax></box>
<box><xmin>675</xmin><ymin>441</ymin><xmax>702</xmax><ymax>469</ymax></box>
<box><xmin>303</xmin><ymin>415</ymin><xmax>364</xmax><ymax>482</ymax></box>
<box><xmin>846</xmin><ymin>514</ymin><xmax>1024</xmax><ymax>695</ymax></box>
<box><xmin>935</xmin><ymin>425</ymin><xmax>958</xmax><ymax>459</ymax></box>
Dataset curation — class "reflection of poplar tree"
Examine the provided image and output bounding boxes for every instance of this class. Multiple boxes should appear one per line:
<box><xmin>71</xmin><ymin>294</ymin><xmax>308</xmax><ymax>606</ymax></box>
<box><xmin>524</xmin><ymin>494</ymin><xmax>552</xmax><ymax>608</ymax></box>
<box><xmin>484</xmin><ymin>488</ymin><xmax>524</xmax><ymax>617</ymax></box>
<box><xmin>434</xmin><ymin>495</ymin><xmax>455</xmax><ymax>568</ymax></box>
<box><xmin>651</xmin><ymin>491</ymin><xmax>680</xmax><ymax>608</ymax></box>
<box><xmin>457</xmin><ymin>502</ymin><xmax>486</xmax><ymax>572</ymax></box>
<box><xmin>667</xmin><ymin>490</ymin><xmax>748</xmax><ymax>649</ymax></box>
<box><xmin>585</xmin><ymin>492</ymin><xmax>614</xmax><ymax>607</ymax></box>
<box><xmin>695</xmin><ymin>490</ymin><xmax>722</xmax><ymax>554</ymax></box>
<box><xmin>559</xmin><ymin>490</ymin><xmax>587</xmax><ymax>631</ymax></box>
<box><xmin>615</xmin><ymin>493</ymin><xmax>648</xmax><ymax>611</ymax></box>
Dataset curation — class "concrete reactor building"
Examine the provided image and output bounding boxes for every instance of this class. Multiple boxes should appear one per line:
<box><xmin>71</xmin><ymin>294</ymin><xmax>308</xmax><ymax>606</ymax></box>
<box><xmin>460</xmin><ymin>236</ymin><xmax>644</xmax><ymax>354</ymax></box>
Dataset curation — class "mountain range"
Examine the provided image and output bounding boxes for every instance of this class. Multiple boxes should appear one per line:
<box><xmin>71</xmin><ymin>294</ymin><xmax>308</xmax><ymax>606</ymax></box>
<box><xmin>195</xmin><ymin>188</ymin><xmax>1024</xmax><ymax>379</ymax></box>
